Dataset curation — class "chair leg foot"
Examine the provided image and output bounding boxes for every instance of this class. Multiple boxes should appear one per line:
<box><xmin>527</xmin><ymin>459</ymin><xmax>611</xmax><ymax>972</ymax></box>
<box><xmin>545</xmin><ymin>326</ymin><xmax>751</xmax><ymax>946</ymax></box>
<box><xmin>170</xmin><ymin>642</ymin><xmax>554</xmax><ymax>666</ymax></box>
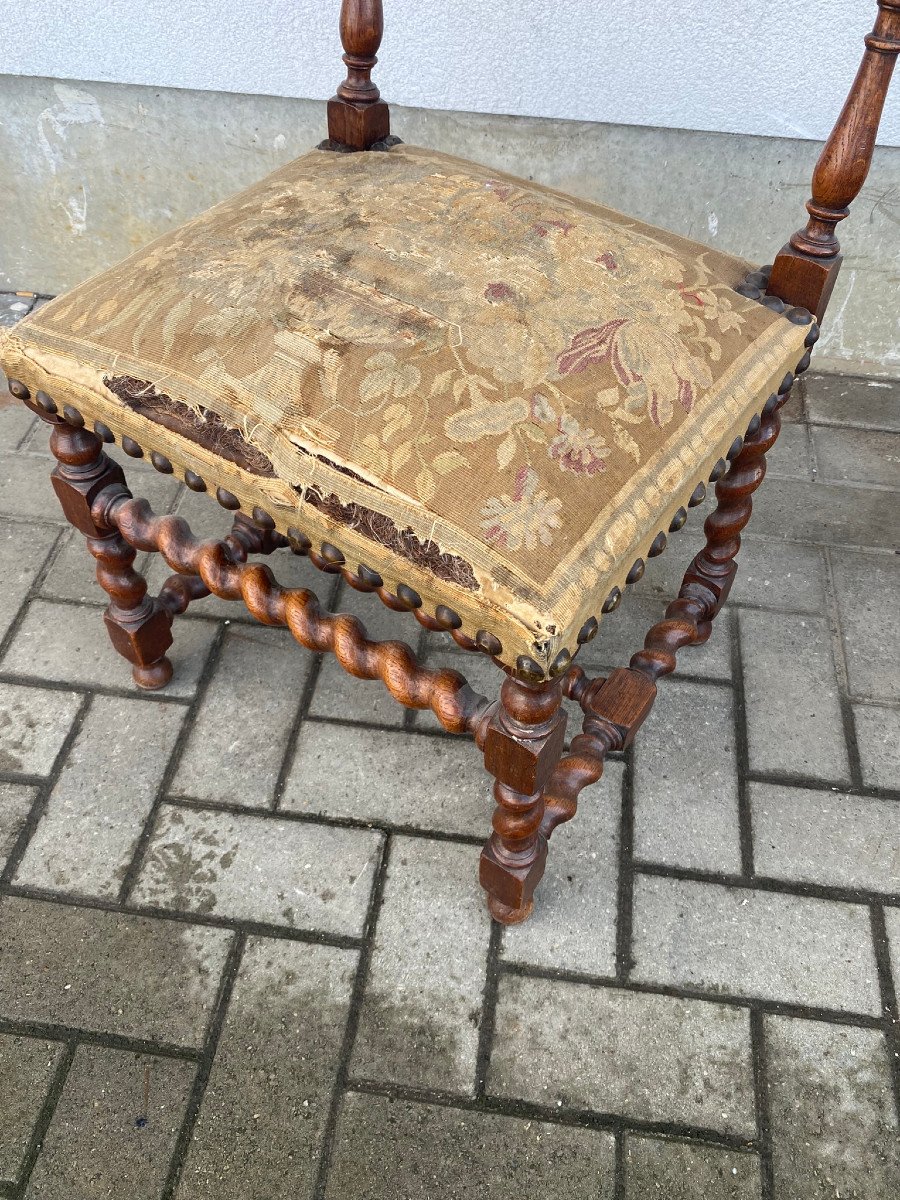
<box><xmin>131</xmin><ymin>657</ymin><xmax>175</xmax><ymax>691</ymax></box>
<box><xmin>487</xmin><ymin>895</ymin><xmax>534</xmax><ymax>926</ymax></box>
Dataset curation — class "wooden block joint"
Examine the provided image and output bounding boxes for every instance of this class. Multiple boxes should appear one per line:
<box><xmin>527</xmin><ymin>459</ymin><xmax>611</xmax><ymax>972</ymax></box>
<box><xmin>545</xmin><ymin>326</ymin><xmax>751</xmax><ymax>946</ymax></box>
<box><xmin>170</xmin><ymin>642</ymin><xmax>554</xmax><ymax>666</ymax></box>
<box><xmin>483</xmin><ymin>711</ymin><xmax>567</xmax><ymax>797</ymax></box>
<box><xmin>587</xmin><ymin>667</ymin><xmax>657</xmax><ymax>749</ymax></box>
<box><xmin>326</xmin><ymin>97</ymin><xmax>390</xmax><ymax>150</ymax></box>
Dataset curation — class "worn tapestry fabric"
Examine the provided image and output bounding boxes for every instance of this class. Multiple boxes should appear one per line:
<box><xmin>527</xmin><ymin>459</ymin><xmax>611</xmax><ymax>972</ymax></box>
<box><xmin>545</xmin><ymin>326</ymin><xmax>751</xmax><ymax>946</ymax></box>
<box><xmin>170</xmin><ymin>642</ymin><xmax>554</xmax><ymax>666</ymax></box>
<box><xmin>1</xmin><ymin>144</ymin><xmax>809</xmax><ymax>671</ymax></box>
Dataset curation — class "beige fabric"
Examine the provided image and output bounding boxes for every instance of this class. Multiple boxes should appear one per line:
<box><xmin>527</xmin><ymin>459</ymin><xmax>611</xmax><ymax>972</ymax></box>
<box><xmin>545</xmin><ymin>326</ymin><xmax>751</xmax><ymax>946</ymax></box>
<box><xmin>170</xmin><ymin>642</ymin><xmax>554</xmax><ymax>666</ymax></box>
<box><xmin>0</xmin><ymin>144</ymin><xmax>808</xmax><ymax>670</ymax></box>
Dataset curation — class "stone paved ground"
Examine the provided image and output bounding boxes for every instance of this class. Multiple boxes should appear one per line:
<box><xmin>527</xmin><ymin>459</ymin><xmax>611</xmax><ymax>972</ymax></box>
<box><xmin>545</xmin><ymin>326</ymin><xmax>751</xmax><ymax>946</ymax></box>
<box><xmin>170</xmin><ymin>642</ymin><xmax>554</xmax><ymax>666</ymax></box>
<box><xmin>0</xmin><ymin>289</ymin><xmax>898</xmax><ymax>1199</ymax></box>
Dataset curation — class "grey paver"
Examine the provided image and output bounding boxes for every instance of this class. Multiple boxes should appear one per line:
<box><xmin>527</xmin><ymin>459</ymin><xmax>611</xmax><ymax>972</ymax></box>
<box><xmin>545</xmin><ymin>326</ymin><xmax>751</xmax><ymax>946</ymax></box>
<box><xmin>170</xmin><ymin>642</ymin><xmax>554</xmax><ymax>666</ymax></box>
<box><xmin>765</xmin><ymin>1016</ymin><xmax>900</xmax><ymax>1200</ymax></box>
<box><xmin>0</xmin><ymin>1034</ymin><xmax>62</xmax><ymax>1187</ymax></box>
<box><xmin>177</xmin><ymin>936</ymin><xmax>357</xmax><ymax>1200</ymax></box>
<box><xmin>751</xmin><ymin>782</ymin><xmax>900</xmax><ymax>893</ymax></box>
<box><xmin>0</xmin><ymin>681</ymin><xmax>81</xmax><ymax>776</ymax></box>
<box><xmin>490</xmin><ymin>975</ymin><xmax>756</xmax><ymax>1136</ymax></box>
<box><xmin>0</xmin><ymin>519</ymin><xmax>59</xmax><ymax>644</ymax></box>
<box><xmin>730</xmin><ymin>537</ymin><xmax>826</xmax><ymax>614</ymax></box>
<box><xmin>854</xmin><ymin>703</ymin><xmax>900</xmax><ymax>790</ymax></box>
<box><xmin>1</xmin><ymin>599</ymin><xmax>218</xmax><ymax>698</ymax></box>
<box><xmin>352</xmin><ymin>837</ymin><xmax>492</xmax><ymax>1094</ymax></box>
<box><xmin>740</xmin><ymin>609</ymin><xmax>851</xmax><ymax>783</ymax></box>
<box><xmin>0</xmin><ymin>453</ymin><xmax>61</xmax><ymax>522</ymax></box>
<box><xmin>0</xmin><ymin>294</ymin><xmax>35</xmax><ymax>327</ymax></box>
<box><xmin>631</xmin><ymin>875</ymin><xmax>881</xmax><ymax>1014</ymax></box>
<box><xmin>326</xmin><ymin>1091</ymin><xmax>616</xmax><ymax>1200</ymax></box>
<box><xmin>766</xmin><ymin>422</ymin><xmax>813</xmax><ymax>480</ymax></box>
<box><xmin>0</xmin><ymin>895</ymin><xmax>232</xmax><ymax>1046</ymax></box>
<box><xmin>805</xmin><ymin>372</ymin><xmax>900</xmax><ymax>433</ymax></box>
<box><xmin>582</xmin><ymin>594</ymin><xmax>732</xmax><ymax>681</ymax></box>
<box><xmin>502</xmin><ymin>764</ymin><xmax>622</xmax><ymax>976</ymax></box>
<box><xmin>831</xmin><ymin>549</ymin><xmax>900</xmax><ymax>702</ymax></box>
<box><xmin>623</xmin><ymin>1134</ymin><xmax>762</xmax><ymax>1199</ymax></box>
<box><xmin>171</xmin><ymin>624</ymin><xmax>310</xmax><ymax>809</ymax></box>
<box><xmin>14</xmin><ymin>694</ymin><xmax>185</xmax><ymax>897</ymax></box>
<box><xmin>885</xmin><ymin>907</ymin><xmax>900</xmax><ymax>989</ymax></box>
<box><xmin>283</xmin><ymin>722</ymin><xmax>492</xmax><ymax>837</ymax></box>
<box><xmin>132</xmin><ymin>803</ymin><xmax>381</xmax><ymax>936</ymax></box>
<box><xmin>0</xmin><ymin>397</ymin><xmax>37</xmax><ymax>448</ymax></box>
<box><xmin>751</xmin><ymin>477</ymin><xmax>897</xmax><ymax>549</ymax></box>
<box><xmin>812</xmin><ymin>426</ymin><xmax>900</xmax><ymax>489</ymax></box>
<box><xmin>0</xmin><ymin>782</ymin><xmax>36</xmax><ymax>871</ymax></box>
<box><xmin>413</xmin><ymin>649</ymin><xmax>502</xmax><ymax>731</ymax></box>
<box><xmin>634</xmin><ymin>679</ymin><xmax>741</xmax><ymax>873</ymax></box>
<box><xmin>24</xmin><ymin>1045</ymin><xmax>195</xmax><ymax>1200</ymax></box>
<box><xmin>308</xmin><ymin>654</ymin><xmax>406</xmax><ymax>726</ymax></box>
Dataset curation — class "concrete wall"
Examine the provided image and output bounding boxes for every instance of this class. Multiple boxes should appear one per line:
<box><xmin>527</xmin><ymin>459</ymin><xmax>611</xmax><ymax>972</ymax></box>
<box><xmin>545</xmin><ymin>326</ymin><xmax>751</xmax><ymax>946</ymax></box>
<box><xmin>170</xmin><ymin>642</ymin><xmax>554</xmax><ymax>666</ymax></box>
<box><xmin>5</xmin><ymin>1</ymin><xmax>900</xmax><ymax>145</ymax></box>
<box><xmin>1</xmin><ymin>74</ymin><xmax>898</xmax><ymax>376</ymax></box>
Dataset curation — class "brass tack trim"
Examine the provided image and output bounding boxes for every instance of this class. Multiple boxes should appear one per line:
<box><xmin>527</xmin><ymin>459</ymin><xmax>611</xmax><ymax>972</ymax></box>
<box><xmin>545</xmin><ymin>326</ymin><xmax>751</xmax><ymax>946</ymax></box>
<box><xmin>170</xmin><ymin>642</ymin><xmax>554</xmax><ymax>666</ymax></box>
<box><xmin>763</xmin><ymin>393</ymin><xmax>780</xmax><ymax>417</ymax></box>
<box><xmin>805</xmin><ymin>324</ymin><xmax>820</xmax><ymax>348</ymax></box>
<box><xmin>216</xmin><ymin>487</ymin><xmax>241</xmax><ymax>511</ymax></box>
<box><xmin>746</xmin><ymin>413</ymin><xmax>761</xmax><ymax>437</ymax></box>
<box><xmin>727</xmin><ymin>437</ymin><xmax>743</xmax><ymax>461</ymax></box>
<box><xmin>515</xmin><ymin>655</ymin><xmax>546</xmax><ymax>683</ymax></box>
<box><xmin>709</xmin><ymin>458</ymin><xmax>727</xmax><ymax>483</ymax></box>
<box><xmin>761</xmin><ymin>294</ymin><xmax>786</xmax><ymax>313</ymax></box>
<box><xmin>8</xmin><ymin>380</ymin><xmax>29</xmax><ymax>400</ymax></box>
<box><xmin>734</xmin><ymin>282</ymin><xmax>761</xmax><ymax>300</ymax></box>
<box><xmin>476</xmin><ymin>629</ymin><xmax>502</xmax><ymax>656</ymax></box>
<box><xmin>787</xmin><ymin>306</ymin><xmax>814</xmax><ymax>325</ymax></box>
<box><xmin>435</xmin><ymin>604</ymin><xmax>462</xmax><ymax>630</ymax></box>
<box><xmin>320</xmin><ymin>542</ymin><xmax>345</xmax><ymax>566</ymax></box>
<box><xmin>35</xmin><ymin>390</ymin><xmax>57</xmax><ymax>414</ymax></box>
<box><xmin>688</xmin><ymin>483</ymin><xmax>706</xmax><ymax>507</ymax></box>
<box><xmin>251</xmin><ymin>506</ymin><xmax>275</xmax><ymax>530</ymax></box>
<box><xmin>287</xmin><ymin>526</ymin><xmax>311</xmax><ymax>553</ymax></box>
<box><xmin>648</xmin><ymin>532</ymin><xmax>667</xmax><ymax>558</ymax></box>
<box><xmin>626</xmin><ymin>558</ymin><xmax>645</xmax><ymax>585</ymax></box>
<box><xmin>396</xmin><ymin>583</ymin><xmax>422</xmax><ymax>609</ymax></box>
<box><xmin>62</xmin><ymin>405</ymin><xmax>84</xmax><ymax>428</ymax></box>
<box><xmin>184</xmin><ymin>470</ymin><xmax>207</xmax><ymax>492</ymax></box>
<box><xmin>669</xmin><ymin>508</ymin><xmax>687</xmax><ymax>532</ymax></box>
<box><xmin>94</xmin><ymin>421</ymin><xmax>115</xmax><ymax>443</ymax></box>
<box><xmin>795</xmin><ymin>351</ymin><xmax>812</xmax><ymax>375</ymax></box>
<box><xmin>577</xmin><ymin>616</ymin><xmax>599</xmax><ymax>644</ymax></box>
<box><xmin>357</xmin><ymin>564</ymin><xmax>383</xmax><ymax>589</ymax></box>
<box><xmin>150</xmin><ymin>451</ymin><xmax>173</xmax><ymax>474</ymax></box>
<box><xmin>549</xmin><ymin>648</ymin><xmax>572</xmax><ymax>677</ymax></box>
<box><xmin>122</xmin><ymin>437</ymin><xmax>143</xmax><ymax>458</ymax></box>
<box><xmin>602</xmin><ymin>586</ymin><xmax>622</xmax><ymax>613</ymax></box>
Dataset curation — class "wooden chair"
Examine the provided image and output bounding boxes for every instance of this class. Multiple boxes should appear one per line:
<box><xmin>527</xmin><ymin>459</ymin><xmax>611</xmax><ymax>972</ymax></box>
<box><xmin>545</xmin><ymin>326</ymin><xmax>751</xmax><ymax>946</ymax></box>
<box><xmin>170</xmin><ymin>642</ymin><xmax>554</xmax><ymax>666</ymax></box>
<box><xmin>2</xmin><ymin>1</ymin><xmax>897</xmax><ymax>924</ymax></box>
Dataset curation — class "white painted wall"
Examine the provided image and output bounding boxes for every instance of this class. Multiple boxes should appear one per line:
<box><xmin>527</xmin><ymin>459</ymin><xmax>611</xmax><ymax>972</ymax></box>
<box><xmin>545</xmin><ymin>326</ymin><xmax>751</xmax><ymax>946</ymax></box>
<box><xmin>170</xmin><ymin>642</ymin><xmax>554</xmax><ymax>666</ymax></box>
<box><xmin>4</xmin><ymin>0</ymin><xmax>899</xmax><ymax>145</ymax></box>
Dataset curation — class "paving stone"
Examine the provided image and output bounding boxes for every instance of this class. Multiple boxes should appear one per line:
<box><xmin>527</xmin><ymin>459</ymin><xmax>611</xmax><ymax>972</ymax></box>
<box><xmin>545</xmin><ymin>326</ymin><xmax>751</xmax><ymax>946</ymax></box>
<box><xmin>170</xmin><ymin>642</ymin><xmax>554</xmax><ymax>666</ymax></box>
<box><xmin>15</xmin><ymin>694</ymin><xmax>185</xmax><ymax>898</ymax></box>
<box><xmin>812</xmin><ymin>426</ymin><xmax>900</xmax><ymax>489</ymax></box>
<box><xmin>831</xmin><ymin>550</ymin><xmax>900</xmax><ymax>702</ymax></box>
<box><xmin>171</xmin><ymin>624</ymin><xmax>310</xmax><ymax>809</ymax></box>
<box><xmin>326</xmin><ymin>1091</ymin><xmax>616</xmax><ymax>1200</ymax></box>
<box><xmin>765</xmin><ymin>1016</ymin><xmax>900</xmax><ymax>1200</ymax></box>
<box><xmin>751</xmin><ymin>477</ymin><xmax>897</xmax><ymax>550</ymax></box>
<box><xmin>766</xmin><ymin>422</ymin><xmax>813</xmax><ymax>480</ymax></box>
<box><xmin>502</xmin><ymin>763</ymin><xmax>622</xmax><ymax>976</ymax></box>
<box><xmin>0</xmin><ymin>1033</ymin><xmax>62</xmax><ymax>1187</ymax></box>
<box><xmin>283</xmin><ymin>722</ymin><xmax>491</xmax><ymax>837</ymax></box>
<box><xmin>0</xmin><ymin>895</ymin><xmax>232</xmax><ymax>1047</ymax></box>
<box><xmin>805</xmin><ymin>372</ymin><xmax>900</xmax><ymax>433</ymax></box>
<box><xmin>750</xmin><ymin>782</ymin><xmax>900</xmax><ymax>894</ymax></box>
<box><xmin>490</xmin><ymin>975</ymin><xmax>756</xmax><ymax>1136</ymax></box>
<box><xmin>0</xmin><ymin>682</ymin><xmax>81</xmax><ymax>777</ymax></box>
<box><xmin>132</xmin><ymin>803</ymin><xmax>381</xmax><ymax>937</ymax></box>
<box><xmin>0</xmin><ymin>452</ymin><xmax>68</xmax><ymax>522</ymax></box>
<box><xmin>730</xmin><ymin>537</ymin><xmax>827</xmax><ymax>613</ymax></box>
<box><xmin>740</xmin><ymin>609</ymin><xmax>850</xmax><ymax>784</ymax></box>
<box><xmin>308</xmin><ymin>654</ymin><xmax>407</xmax><ymax>727</ymax></box>
<box><xmin>0</xmin><ymin>519</ymin><xmax>60</xmax><ymax>644</ymax></box>
<box><xmin>853</xmin><ymin>703</ymin><xmax>900</xmax><ymax>790</ymax></box>
<box><xmin>24</xmin><ymin>1044</ymin><xmax>195</xmax><ymax>1200</ymax></box>
<box><xmin>0</xmin><ymin>398</ymin><xmax>37</xmax><ymax>449</ymax></box>
<box><xmin>581</xmin><ymin>594</ymin><xmax>732</xmax><ymax>681</ymax></box>
<box><xmin>634</xmin><ymin>680</ymin><xmax>740</xmax><ymax>873</ymax></box>
<box><xmin>1</xmin><ymin>599</ymin><xmax>218</xmax><ymax>699</ymax></box>
<box><xmin>178</xmin><ymin>936</ymin><xmax>357</xmax><ymax>1200</ymax></box>
<box><xmin>413</xmin><ymin>648</ymin><xmax>502</xmax><ymax>731</ymax></box>
<box><xmin>0</xmin><ymin>293</ymin><xmax>35</xmax><ymax>327</ymax></box>
<box><xmin>623</xmin><ymin>1134</ymin><xmax>762</xmax><ymax>1200</ymax></box>
<box><xmin>885</xmin><ymin>907</ymin><xmax>900</xmax><ymax>991</ymax></box>
<box><xmin>352</xmin><ymin>837</ymin><xmax>492</xmax><ymax>1094</ymax></box>
<box><xmin>631</xmin><ymin>875</ymin><xmax>881</xmax><ymax>1014</ymax></box>
<box><xmin>0</xmin><ymin>782</ymin><xmax>36</xmax><ymax>871</ymax></box>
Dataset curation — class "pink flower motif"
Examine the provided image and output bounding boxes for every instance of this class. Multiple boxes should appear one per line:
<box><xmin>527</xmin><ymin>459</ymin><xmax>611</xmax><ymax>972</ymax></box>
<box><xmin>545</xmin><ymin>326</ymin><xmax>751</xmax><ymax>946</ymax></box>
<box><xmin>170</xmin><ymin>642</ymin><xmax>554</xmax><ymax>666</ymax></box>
<box><xmin>549</xmin><ymin>416</ymin><xmax>610</xmax><ymax>476</ymax></box>
<box><xmin>484</xmin><ymin>180</ymin><xmax>514</xmax><ymax>201</ymax></box>
<box><xmin>484</xmin><ymin>282</ymin><xmax>516</xmax><ymax>303</ymax></box>
<box><xmin>597</xmin><ymin>252</ymin><xmax>618</xmax><ymax>271</ymax></box>
<box><xmin>530</xmin><ymin>218</ymin><xmax>574</xmax><ymax>238</ymax></box>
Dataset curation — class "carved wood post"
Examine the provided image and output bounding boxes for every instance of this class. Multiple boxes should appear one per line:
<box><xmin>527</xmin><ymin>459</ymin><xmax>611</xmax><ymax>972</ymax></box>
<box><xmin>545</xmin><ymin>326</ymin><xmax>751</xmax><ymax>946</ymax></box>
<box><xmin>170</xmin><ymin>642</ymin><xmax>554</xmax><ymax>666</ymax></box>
<box><xmin>768</xmin><ymin>1</ymin><xmax>900</xmax><ymax>318</ymax></box>
<box><xmin>479</xmin><ymin>676</ymin><xmax>567</xmax><ymax>924</ymax></box>
<box><xmin>46</xmin><ymin>418</ymin><xmax>174</xmax><ymax>689</ymax></box>
<box><xmin>327</xmin><ymin>0</ymin><xmax>391</xmax><ymax>149</ymax></box>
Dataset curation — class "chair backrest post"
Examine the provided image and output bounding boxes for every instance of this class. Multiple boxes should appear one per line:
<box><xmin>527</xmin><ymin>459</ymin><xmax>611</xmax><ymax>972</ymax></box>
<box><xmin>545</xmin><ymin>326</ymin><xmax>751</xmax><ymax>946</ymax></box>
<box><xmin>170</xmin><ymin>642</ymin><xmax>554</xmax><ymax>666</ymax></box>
<box><xmin>326</xmin><ymin>0</ymin><xmax>391</xmax><ymax>150</ymax></box>
<box><xmin>767</xmin><ymin>0</ymin><xmax>900</xmax><ymax>319</ymax></box>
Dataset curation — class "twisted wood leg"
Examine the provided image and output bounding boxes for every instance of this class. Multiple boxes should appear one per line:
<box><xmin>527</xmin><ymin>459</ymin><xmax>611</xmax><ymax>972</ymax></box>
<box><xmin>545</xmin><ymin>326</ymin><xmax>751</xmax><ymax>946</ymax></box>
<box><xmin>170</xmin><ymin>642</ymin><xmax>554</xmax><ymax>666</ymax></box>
<box><xmin>479</xmin><ymin>676</ymin><xmax>567</xmax><ymax>924</ymax></box>
<box><xmin>46</xmin><ymin>418</ymin><xmax>174</xmax><ymax>689</ymax></box>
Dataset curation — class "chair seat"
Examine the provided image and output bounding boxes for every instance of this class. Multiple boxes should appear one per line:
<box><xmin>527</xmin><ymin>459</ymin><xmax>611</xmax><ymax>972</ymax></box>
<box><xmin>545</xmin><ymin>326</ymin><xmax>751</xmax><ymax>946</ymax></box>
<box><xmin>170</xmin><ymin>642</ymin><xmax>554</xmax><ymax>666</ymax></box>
<box><xmin>0</xmin><ymin>143</ymin><xmax>809</xmax><ymax>675</ymax></box>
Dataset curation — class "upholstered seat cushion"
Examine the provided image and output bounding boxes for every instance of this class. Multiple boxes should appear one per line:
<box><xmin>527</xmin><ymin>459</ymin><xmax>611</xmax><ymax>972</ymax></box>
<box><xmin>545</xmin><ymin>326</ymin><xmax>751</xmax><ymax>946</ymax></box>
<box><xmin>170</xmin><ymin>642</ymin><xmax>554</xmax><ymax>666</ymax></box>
<box><xmin>1</xmin><ymin>144</ymin><xmax>809</xmax><ymax>674</ymax></box>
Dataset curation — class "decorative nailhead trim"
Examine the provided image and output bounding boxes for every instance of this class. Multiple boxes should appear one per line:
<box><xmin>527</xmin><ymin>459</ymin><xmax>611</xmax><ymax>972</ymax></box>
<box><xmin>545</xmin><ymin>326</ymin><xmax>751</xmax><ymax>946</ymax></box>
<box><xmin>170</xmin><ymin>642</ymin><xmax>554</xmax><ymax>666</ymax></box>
<box><xmin>762</xmin><ymin>393</ymin><xmax>780</xmax><ymax>417</ymax></box>
<box><xmin>184</xmin><ymin>470</ymin><xmax>206</xmax><ymax>492</ymax></box>
<box><xmin>746</xmin><ymin>414</ymin><xmax>761</xmax><ymax>437</ymax></box>
<box><xmin>626</xmin><ymin>558</ymin><xmax>645</xmax><ymax>585</ymax></box>
<box><xmin>435</xmin><ymin>604</ymin><xmax>462</xmax><ymax>630</ymax></box>
<box><xmin>476</xmin><ymin>629</ymin><xmax>502</xmax><ymax>656</ymax></box>
<box><xmin>761</xmin><ymin>295</ymin><xmax>786</xmax><ymax>313</ymax></box>
<box><xmin>734</xmin><ymin>282</ymin><xmax>761</xmax><ymax>301</ymax></box>
<box><xmin>8</xmin><ymin>380</ymin><xmax>29</xmax><ymax>400</ymax></box>
<box><xmin>216</xmin><ymin>487</ymin><xmax>241</xmax><ymax>510</ymax></box>
<box><xmin>251</xmin><ymin>506</ymin><xmax>275</xmax><ymax>530</ymax></box>
<box><xmin>320</xmin><ymin>542</ymin><xmax>345</xmax><ymax>567</ymax></box>
<box><xmin>396</xmin><ymin>583</ymin><xmax>422</xmax><ymax>609</ymax></box>
<box><xmin>94</xmin><ymin>421</ymin><xmax>115</xmax><ymax>443</ymax></box>
<box><xmin>357</xmin><ymin>564</ymin><xmax>384</xmax><ymax>589</ymax></box>
<box><xmin>709</xmin><ymin>458</ymin><xmax>727</xmax><ymax>483</ymax></box>
<box><xmin>795</xmin><ymin>350</ymin><xmax>812</xmax><ymax>375</ymax></box>
<box><xmin>727</xmin><ymin>437</ymin><xmax>743</xmax><ymax>461</ymax></box>
<box><xmin>122</xmin><ymin>437</ymin><xmax>143</xmax><ymax>458</ymax></box>
<box><xmin>150</xmin><ymin>451</ymin><xmax>174</xmax><ymax>474</ymax></box>
<box><xmin>787</xmin><ymin>306</ymin><xmax>814</xmax><ymax>325</ymax></box>
<box><xmin>36</xmin><ymin>391</ymin><xmax>57</xmax><ymax>415</ymax></box>
<box><xmin>602</xmin><ymin>587</ymin><xmax>622</xmax><ymax>613</ymax></box>
<box><xmin>688</xmin><ymin>483</ymin><xmax>706</xmax><ymax>507</ymax></box>
<box><xmin>549</xmin><ymin>648</ymin><xmax>572</xmax><ymax>677</ymax></box>
<box><xmin>805</xmin><ymin>324</ymin><xmax>820</xmax><ymax>348</ymax></box>
<box><xmin>577</xmin><ymin>616</ymin><xmax>599</xmax><ymax>644</ymax></box>
<box><xmin>669</xmin><ymin>508</ymin><xmax>687</xmax><ymax>532</ymax></box>
<box><xmin>515</xmin><ymin>655</ymin><xmax>545</xmax><ymax>683</ymax></box>
<box><xmin>779</xmin><ymin>373</ymin><xmax>794</xmax><ymax>395</ymax></box>
<box><xmin>648</xmin><ymin>532</ymin><xmax>667</xmax><ymax>558</ymax></box>
<box><xmin>287</xmin><ymin>526</ymin><xmax>311</xmax><ymax>553</ymax></box>
<box><xmin>62</xmin><ymin>405</ymin><xmax>84</xmax><ymax>427</ymax></box>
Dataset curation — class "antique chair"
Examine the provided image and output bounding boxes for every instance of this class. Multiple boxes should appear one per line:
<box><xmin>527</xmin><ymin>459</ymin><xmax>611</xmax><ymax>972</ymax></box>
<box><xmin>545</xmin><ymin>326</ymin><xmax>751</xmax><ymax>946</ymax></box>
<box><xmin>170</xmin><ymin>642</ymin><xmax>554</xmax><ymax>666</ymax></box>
<box><xmin>2</xmin><ymin>2</ymin><xmax>897</xmax><ymax>924</ymax></box>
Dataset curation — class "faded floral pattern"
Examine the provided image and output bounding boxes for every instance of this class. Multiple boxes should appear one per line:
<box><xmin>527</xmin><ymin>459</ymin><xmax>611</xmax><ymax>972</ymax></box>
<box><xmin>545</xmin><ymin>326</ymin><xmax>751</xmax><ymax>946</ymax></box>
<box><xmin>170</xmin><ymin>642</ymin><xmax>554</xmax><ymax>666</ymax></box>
<box><xmin>16</xmin><ymin>143</ymin><xmax>804</xmax><ymax>588</ymax></box>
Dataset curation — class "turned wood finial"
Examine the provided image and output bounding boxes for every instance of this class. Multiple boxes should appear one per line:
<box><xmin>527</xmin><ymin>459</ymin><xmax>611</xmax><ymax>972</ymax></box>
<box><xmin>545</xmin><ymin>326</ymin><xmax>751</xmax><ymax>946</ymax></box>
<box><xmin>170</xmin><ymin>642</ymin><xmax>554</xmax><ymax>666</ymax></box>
<box><xmin>768</xmin><ymin>1</ymin><xmax>900</xmax><ymax>318</ymax></box>
<box><xmin>327</xmin><ymin>0</ymin><xmax>391</xmax><ymax>149</ymax></box>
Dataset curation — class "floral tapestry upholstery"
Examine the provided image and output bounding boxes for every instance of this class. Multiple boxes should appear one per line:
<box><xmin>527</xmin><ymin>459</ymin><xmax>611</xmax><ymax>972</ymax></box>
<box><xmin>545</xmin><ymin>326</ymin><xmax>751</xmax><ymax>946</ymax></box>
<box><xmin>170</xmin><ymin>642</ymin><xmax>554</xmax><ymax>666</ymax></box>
<box><xmin>0</xmin><ymin>144</ymin><xmax>809</xmax><ymax>673</ymax></box>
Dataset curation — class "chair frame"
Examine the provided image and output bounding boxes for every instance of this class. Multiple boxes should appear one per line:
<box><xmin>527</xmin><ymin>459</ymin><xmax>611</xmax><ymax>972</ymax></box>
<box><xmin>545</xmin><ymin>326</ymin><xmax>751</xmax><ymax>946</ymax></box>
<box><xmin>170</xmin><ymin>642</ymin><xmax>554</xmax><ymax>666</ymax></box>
<box><xmin>9</xmin><ymin>0</ymin><xmax>899</xmax><ymax>924</ymax></box>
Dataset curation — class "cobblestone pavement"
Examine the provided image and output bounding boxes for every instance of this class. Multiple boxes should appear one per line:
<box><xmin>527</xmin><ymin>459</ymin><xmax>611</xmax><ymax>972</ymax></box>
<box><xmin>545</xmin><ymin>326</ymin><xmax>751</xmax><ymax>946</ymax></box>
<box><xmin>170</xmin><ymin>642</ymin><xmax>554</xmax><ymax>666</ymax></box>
<box><xmin>0</xmin><ymin>289</ymin><xmax>899</xmax><ymax>1198</ymax></box>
